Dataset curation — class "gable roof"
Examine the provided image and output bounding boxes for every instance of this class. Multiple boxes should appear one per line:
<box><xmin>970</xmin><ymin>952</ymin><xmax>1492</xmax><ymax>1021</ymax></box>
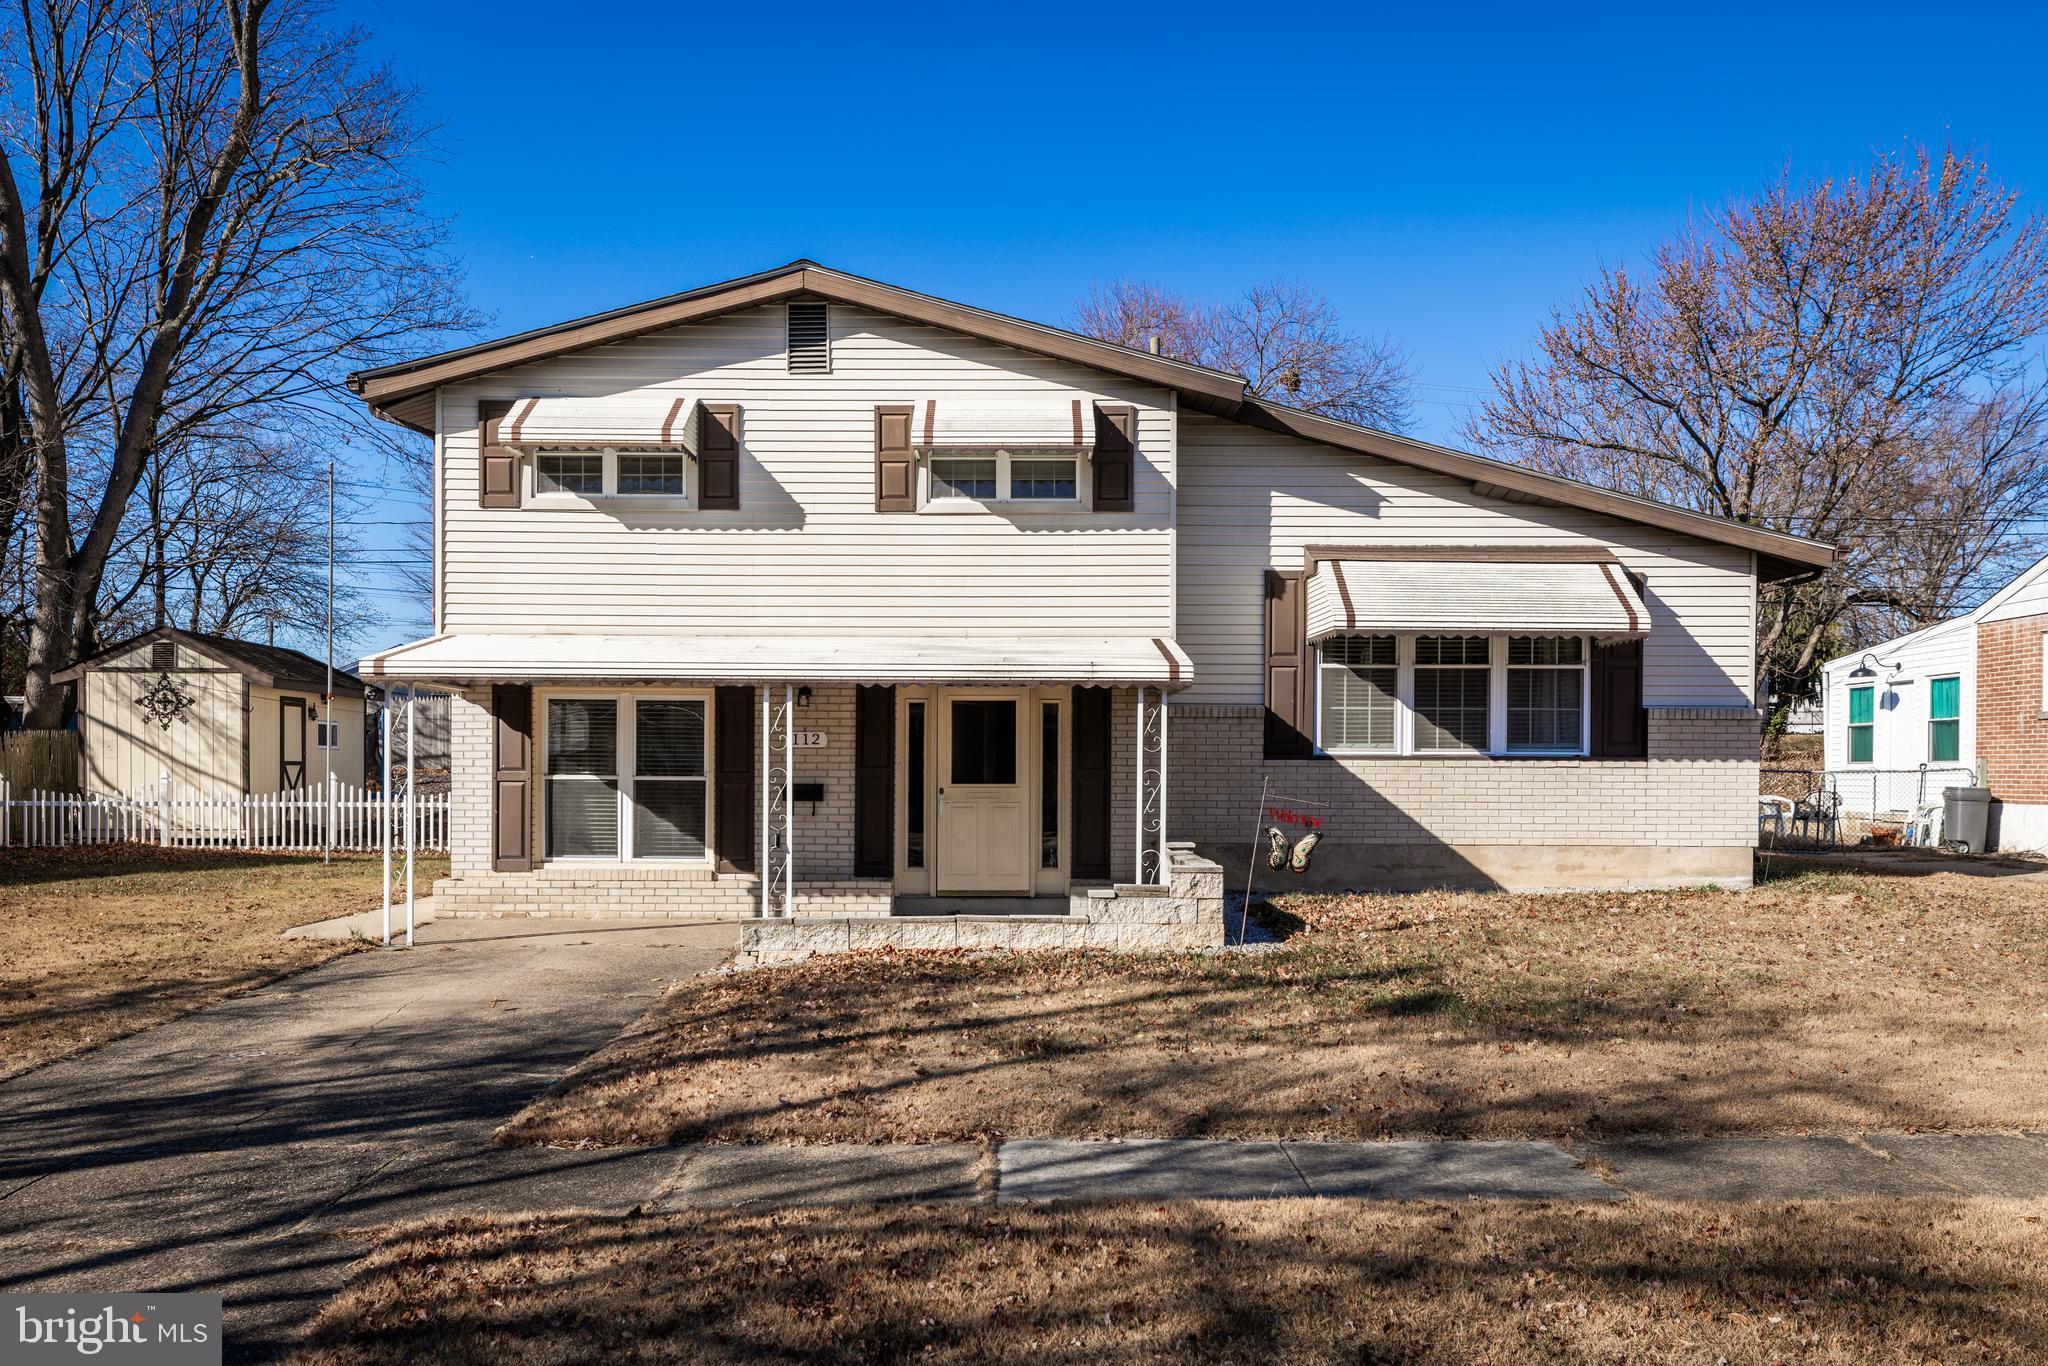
<box><xmin>1820</xmin><ymin>553</ymin><xmax>2048</xmax><ymax>674</ymax></box>
<box><xmin>347</xmin><ymin>259</ymin><xmax>1835</xmax><ymax>581</ymax></box>
<box><xmin>55</xmin><ymin>626</ymin><xmax>366</xmax><ymax>696</ymax></box>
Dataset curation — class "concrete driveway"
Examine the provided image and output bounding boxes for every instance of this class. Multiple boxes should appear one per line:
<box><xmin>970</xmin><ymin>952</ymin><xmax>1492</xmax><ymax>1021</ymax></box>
<box><xmin>0</xmin><ymin>918</ymin><xmax>736</xmax><ymax>1363</ymax></box>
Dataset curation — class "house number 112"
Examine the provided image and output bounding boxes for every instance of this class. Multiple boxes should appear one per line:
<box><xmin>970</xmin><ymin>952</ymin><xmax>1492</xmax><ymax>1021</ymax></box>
<box><xmin>791</xmin><ymin>731</ymin><xmax>827</xmax><ymax>749</ymax></box>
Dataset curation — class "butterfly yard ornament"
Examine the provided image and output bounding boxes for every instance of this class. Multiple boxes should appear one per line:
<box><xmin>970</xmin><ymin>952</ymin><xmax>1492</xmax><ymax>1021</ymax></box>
<box><xmin>1266</xmin><ymin>825</ymin><xmax>1323</xmax><ymax>874</ymax></box>
<box><xmin>136</xmin><ymin>672</ymin><xmax>198</xmax><ymax>731</ymax></box>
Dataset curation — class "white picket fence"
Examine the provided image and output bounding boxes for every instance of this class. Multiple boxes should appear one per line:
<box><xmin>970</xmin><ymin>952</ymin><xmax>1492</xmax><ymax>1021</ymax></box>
<box><xmin>0</xmin><ymin>777</ymin><xmax>449</xmax><ymax>852</ymax></box>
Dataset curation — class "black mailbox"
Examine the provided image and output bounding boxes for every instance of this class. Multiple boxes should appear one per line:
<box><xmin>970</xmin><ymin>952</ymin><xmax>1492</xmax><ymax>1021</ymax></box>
<box><xmin>792</xmin><ymin>782</ymin><xmax>825</xmax><ymax>804</ymax></box>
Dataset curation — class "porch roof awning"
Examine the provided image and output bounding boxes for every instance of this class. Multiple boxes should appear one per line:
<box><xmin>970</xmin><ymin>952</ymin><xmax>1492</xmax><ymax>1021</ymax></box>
<box><xmin>912</xmin><ymin>397</ymin><xmax>1096</xmax><ymax>449</ymax></box>
<box><xmin>497</xmin><ymin>394</ymin><xmax>701</xmax><ymax>450</ymax></box>
<box><xmin>360</xmin><ymin>633</ymin><xmax>1192</xmax><ymax>690</ymax></box>
<box><xmin>1305</xmin><ymin>556</ymin><xmax>1649</xmax><ymax>642</ymax></box>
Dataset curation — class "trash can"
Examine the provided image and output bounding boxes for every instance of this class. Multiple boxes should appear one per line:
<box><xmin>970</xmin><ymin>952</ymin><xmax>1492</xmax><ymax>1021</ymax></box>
<box><xmin>1943</xmin><ymin>786</ymin><xmax>1992</xmax><ymax>853</ymax></box>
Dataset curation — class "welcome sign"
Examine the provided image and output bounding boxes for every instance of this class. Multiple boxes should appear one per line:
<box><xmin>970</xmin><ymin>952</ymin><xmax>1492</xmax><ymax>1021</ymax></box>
<box><xmin>4</xmin><ymin>1295</ymin><xmax>220</xmax><ymax>1364</ymax></box>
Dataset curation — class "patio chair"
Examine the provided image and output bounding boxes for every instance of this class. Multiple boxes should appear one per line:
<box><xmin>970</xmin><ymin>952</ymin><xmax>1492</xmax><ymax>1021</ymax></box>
<box><xmin>1790</xmin><ymin>775</ymin><xmax>1841</xmax><ymax>847</ymax></box>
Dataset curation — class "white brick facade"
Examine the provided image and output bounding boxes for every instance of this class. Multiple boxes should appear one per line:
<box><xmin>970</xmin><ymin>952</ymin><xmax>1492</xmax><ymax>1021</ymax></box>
<box><xmin>1168</xmin><ymin>703</ymin><xmax>1758</xmax><ymax>891</ymax></box>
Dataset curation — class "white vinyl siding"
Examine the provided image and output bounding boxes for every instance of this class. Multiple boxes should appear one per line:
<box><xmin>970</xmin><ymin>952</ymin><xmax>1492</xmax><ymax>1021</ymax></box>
<box><xmin>1175</xmin><ymin>413</ymin><xmax>1758</xmax><ymax>707</ymax></box>
<box><xmin>1818</xmin><ymin>620</ymin><xmax>1977</xmax><ymax>773</ymax></box>
<box><xmin>439</xmin><ymin>304</ymin><xmax>1174</xmax><ymax>637</ymax></box>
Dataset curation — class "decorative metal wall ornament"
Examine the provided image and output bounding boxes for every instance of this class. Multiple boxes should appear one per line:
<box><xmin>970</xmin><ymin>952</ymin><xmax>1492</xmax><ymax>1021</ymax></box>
<box><xmin>136</xmin><ymin>672</ymin><xmax>197</xmax><ymax>731</ymax></box>
<box><xmin>762</xmin><ymin>685</ymin><xmax>793</xmax><ymax>917</ymax></box>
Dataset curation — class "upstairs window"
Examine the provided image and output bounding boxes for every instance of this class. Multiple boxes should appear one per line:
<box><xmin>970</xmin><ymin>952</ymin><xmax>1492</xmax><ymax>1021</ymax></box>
<box><xmin>931</xmin><ymin>457</ymin><xmax>999</xmax><ymax>500</ymax></box>
<box><xmin>616</xmin><ymin>453</ymin><xmax>686</xmax><ymax>495</ymax></box>
<box><xmin>1009</xmin><ymin>457</ymin><xmax>1078</xmax><ymax>500</ymax></box>
<box><xmin>537</xmin><ymin>453</ymin><xmax>603</xmax><ymax>496</ymax></box>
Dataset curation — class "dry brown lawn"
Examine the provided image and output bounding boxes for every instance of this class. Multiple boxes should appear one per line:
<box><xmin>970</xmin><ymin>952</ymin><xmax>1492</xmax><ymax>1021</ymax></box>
<box><xmin>293</xmin><ymin>1198</ymin><xmax>2048</xmax><ymax>1364</ymax></box>
<box><xmin>0</xmin><ymin>846</ymin><xmax>450</xmax><ymax>1078</ymax></box>
<box><xmin>504</xmin><ymin>865</ymin><xmax>2048</xmax><ymax>1145</ymax></box>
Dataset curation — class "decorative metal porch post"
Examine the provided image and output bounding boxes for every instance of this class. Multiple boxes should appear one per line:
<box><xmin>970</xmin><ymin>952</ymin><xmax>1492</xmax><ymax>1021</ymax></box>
<box><xmin>1137</xmin><ymin>686</ymin><xmax>1168</xmax><ymax>885</ymax></box>
<box><xmin>761</xmin><ymin>684</ymin><xmax>794</xmax><ymax>916</ymax></box>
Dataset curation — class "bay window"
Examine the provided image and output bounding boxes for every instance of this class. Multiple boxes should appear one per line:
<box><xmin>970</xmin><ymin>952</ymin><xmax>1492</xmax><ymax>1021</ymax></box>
<box><xmin>1316</xmin><ymin>633</ymin><xmax>1598</xmax><ymax>756</ymax></box>
<box><xmin>544</xmin><ymin>692</ymin><xmax>709</xmax><ymax>861</ymax></box>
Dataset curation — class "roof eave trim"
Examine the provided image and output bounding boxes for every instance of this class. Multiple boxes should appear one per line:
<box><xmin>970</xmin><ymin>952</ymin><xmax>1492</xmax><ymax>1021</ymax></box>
<box><xmin>1238</xmin><ymin>398</ymin><xmax>1835</xmax><ymax>573</ymax></box>
<box><xmin>348</xmin><ymin>263</ymin><xmax>1247</xmax><ymax>415</ymax></box>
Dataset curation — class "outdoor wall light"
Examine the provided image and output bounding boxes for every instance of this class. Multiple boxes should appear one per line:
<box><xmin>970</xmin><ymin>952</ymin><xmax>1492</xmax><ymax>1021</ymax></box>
<box><xmin>1847</xmin><ymin>654</ymin><xmax>1880</xmax><ymax>680</ymax></box>
<box><xmin>796</xmin><ymin>686</ymin><xmax>812</xmax><ymax>708</ymax></box>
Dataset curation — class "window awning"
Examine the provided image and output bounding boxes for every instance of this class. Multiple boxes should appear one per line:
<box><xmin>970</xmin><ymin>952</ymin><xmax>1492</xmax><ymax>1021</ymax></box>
<box><xmin>912</xmin><ymin>397</ymin><xmax>1095</xmax><ymax>450</ymax></box>
<box><xmin>497</xmin><ymin>394</ymin><xmax>701</xmax><ymax>451</ymax></box>
<box><xmin>1305</xmin><ymin>557</ymin><xmax>1649</xmax><ymax>642</ymax></box>
<box><xmin>360</xmin><ymin>633</ymin><xmax>1192</xmax><ymax>690</ymax></box>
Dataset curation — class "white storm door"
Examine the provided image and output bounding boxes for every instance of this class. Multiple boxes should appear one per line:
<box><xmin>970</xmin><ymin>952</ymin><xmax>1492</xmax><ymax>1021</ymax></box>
<box><xmin>935</xmin><ymin>690</ymin><xmax>1030</xmax><ymax>894</ymax></box>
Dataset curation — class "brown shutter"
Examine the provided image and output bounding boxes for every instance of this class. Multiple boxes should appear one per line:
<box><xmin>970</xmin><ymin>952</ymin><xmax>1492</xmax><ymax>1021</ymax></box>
<box><xmin>478</xmin><ymin>400</ymin><xmax>520</xmax><ymax>509</ymax></box>
<box><xmin>1263</xmin><ymin>569</ymin><xmax>1313</xmax><ymax>757</ymax></box>
<box><xmin>1591</xmin><ymin>639</ymin><xmax>1647</xmax><ymax>758</ymax></box>
<box><xmin>854</xmin><ymin>685</ymin><xmax>895</xmax><ymax>877</ymax></box>
<box><xmin>699</xmin><ymin>403</ymin><xmax>740</xmax><ymax>509</ymax></box>
<box><xmin>1071</xmin><ymin>686</ymin><xmax>1112</xmax><ymax>879</ymax></box>
<box><xmin>490</xmin><ymin>684</ymin><xmax>533</xmax><ymax>871</ymax></box>
<box><xmin>874</xmin><ymin>405</ymin><xmax>915</xmax><ymax>511</ymax></box>
<box><xmin>714</xmin><ymin>685</ymin><xmax>756</xmax><ymax>871</ymax></box>
<box><xmin>1093</xmin><ymin>404</ymin><xmax>1135</xmax><ymax>512</ymax></box>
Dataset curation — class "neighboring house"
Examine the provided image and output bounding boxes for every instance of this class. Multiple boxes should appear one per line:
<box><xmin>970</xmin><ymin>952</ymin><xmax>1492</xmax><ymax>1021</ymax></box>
<box><xmin>58</xmin><ymin>627</ymin><xmax>367</xmax><ymax>799</ymax></box>
<box><xmin>1817</xmin><ymin>555</ymin><xmax>2048</xmax><ymax>851</ymax></box>
<box><xmin>350</xmin><ymin>260</ymin><xmax>1831</xmax><ymax>941</ymax></box>
<box><xmin>2</xmin><ymin>696</ymin><xmax>22</xmax><ymax>731</ymax></box>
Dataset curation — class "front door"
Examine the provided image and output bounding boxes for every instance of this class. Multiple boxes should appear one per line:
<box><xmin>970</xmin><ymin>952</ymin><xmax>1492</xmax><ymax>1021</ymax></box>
<box><xmin>280</xmin><ymin>696</ymin><xmax>307</xmax><ymax>791</ymax></box>
<box><xmin>935</xmin><ymin>690</ymin><xmax>1030</xmax><ymax>894</ymax></box>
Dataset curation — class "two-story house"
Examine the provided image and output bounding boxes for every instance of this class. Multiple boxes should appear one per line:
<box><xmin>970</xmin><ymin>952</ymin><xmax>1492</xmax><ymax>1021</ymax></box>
<box><xmin>351</xmin><ymin>262</ymin><xmax>1832</xmax><ymax>951</ymax></box>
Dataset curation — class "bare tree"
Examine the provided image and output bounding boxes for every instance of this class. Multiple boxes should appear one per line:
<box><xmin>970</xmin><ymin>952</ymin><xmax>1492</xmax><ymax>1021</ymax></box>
<box><xmin>0</xmin><ymin>0</ymin><xmax>474</xmax><ymax>726</ymax></box>
<box><xmin>1072</xmin><ymin>279</ymin><xmax>1414</xmax><ymax>430</ymax></box>
<box><xmin>1465</xmin><ymin>147</ymin><xmax>2048</xmax><ymax>722</ymax></box>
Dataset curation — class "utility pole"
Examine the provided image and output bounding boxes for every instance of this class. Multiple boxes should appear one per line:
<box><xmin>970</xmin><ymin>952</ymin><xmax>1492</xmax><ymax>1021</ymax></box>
<box><xmin>323</xmin><ymin>460</ymin><xmax>334</xmax><ymax>865</ymax></box>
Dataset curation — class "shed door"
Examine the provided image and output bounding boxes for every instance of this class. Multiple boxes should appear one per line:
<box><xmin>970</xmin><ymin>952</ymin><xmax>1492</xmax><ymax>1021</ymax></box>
<box><xmin>280</xmin><ymin>697</ymin><xmax>307</xmax><ymax>791</ymax></box>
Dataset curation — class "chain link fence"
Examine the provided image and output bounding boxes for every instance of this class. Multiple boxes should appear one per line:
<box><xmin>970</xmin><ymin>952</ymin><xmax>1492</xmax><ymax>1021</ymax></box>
<box><xmin>1760</xmin><ymin>764</ymin><xmax>1978</xmax><ymax>848</ymax></box>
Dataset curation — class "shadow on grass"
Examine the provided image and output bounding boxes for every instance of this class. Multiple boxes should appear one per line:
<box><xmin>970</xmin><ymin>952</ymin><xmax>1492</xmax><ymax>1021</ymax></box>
<box><xmin>294</xmin><ymin>1200</ymin><xmax>2048</xmax><ymax>1365</ymax></box>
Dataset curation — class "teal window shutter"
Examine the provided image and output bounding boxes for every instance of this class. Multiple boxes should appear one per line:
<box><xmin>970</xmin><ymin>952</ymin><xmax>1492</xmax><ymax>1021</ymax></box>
<box><xmin>1848</xmin><ymin>686</ymin><xmax>1874</xmax><ymax>764</ymax></box>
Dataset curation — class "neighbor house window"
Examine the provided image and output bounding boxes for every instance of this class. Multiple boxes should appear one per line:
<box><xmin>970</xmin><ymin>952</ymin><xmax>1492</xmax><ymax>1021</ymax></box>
<box><xmin>536</xmin><ymin>453</ymin><xmax>603</xmax><ymax>496</ymax></box>
<box><xmin>544</xmin><ymin>693</ymin><xmax>708</xmax><ymax>861</ymax></box>
<box><xmin>1928</xmin><ymin>675</ymin><xmax>1960</xmax><ymax>765</ymax></box>
<box><xmin>1847</xmin><ymin>685</ymin><xmax>1874</xmax><ymax>764</ymax></box>
<box><xmin>1318</xmin><ymin>635</ymin><xmax>1397</xmax><ymax>752</ymax></box>
<box><xmin>617</xmin><ymin>453</ymin><xmax>686</xmax><ymax>496</ymax></box>
<box><xmin>1413</xmin><ymin>635</ymin><xmax>1491</xmax><ymax>752</ymax></box>
<box><xmin>1506</xmin><ymin>636</ymin><xmax>1587</xmax><ymax>753</ymax></box>
<box><xmin>930</xmin><ymin>457</ymin><xmax>998</xmax><ymax>500</ymax></box>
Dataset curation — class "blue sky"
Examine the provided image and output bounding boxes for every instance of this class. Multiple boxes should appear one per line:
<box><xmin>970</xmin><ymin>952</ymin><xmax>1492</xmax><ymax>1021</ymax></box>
<box><xmin>332</xmin><ymin>0</ymin><xmax>2048</xmax><ymax>657</ymax></box>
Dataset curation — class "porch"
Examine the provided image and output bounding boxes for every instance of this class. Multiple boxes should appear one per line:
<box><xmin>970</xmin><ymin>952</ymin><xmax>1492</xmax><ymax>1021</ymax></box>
<box><xmin>369</xmin><ymin>634</ymin><xmax>1211</xmax><ymax>947</ymax></box>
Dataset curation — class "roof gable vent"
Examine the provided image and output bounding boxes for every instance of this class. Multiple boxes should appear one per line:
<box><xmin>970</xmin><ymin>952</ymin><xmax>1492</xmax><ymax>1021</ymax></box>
<box><xmin>786</xmin><ymin>301</ymin><xmax>829</xmax><ymax>374</ymax></box>
<box><xmin>150</xmin><ymin>641</ymin><xmax>176</xmax><ymax>671</ymax></box>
